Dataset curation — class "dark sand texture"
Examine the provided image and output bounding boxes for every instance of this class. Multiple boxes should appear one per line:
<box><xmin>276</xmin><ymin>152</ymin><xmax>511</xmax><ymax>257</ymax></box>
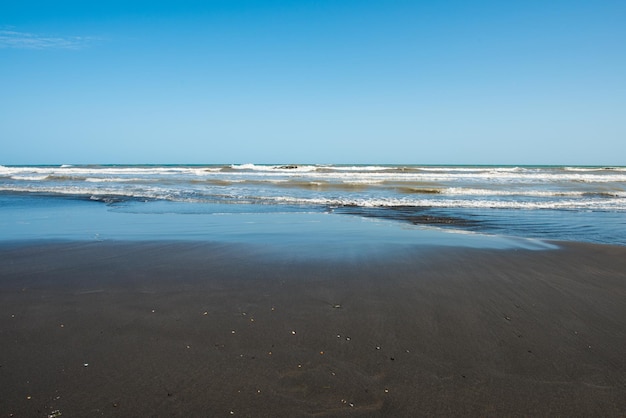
<box><xmin>1</xmin><ymin>241</ymin><xmax>626</xmax><ymax>417</ymax></box>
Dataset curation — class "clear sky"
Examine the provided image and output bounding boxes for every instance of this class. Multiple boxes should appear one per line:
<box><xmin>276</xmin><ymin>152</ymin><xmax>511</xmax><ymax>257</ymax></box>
<box><xmin>1</xmin><ymin>0</ymin><xmax>625</xmax><ymax>165</ymax></box>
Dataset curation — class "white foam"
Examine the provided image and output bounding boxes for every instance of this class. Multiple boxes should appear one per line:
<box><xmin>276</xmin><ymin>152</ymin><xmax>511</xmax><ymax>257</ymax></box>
<box><xmin>10</xmin><ymin>175</ymin><xmax>49</xmax><ymax>181</ymax></box>
<box><xmin>2</xmin><ymin>164</ymin><xmax>625</xmax><ymax>213</ymax></box>
<box><xmin>220</xmin><ymin>168</ymin><xmax>626</xmax><ymax>183</ymax></box>
<box><xmin>565</xmin><ymin>166</ymin><xmax>626</xmax><ymax>172</ymax></box>
<box><xmin>4</xmin><ymin>164</ymin><xmax>626</xmax><ymax>184</ymax></box>
<box><xmin>84</xmin><ymin>177</ymin><xmax>144</xmax><ymax>183</ymax></box>
<box><xmin>261</xmin><ymin>195</ymin><xmax>626</xmax><ymax>211</ymax></box>
<box><xmin>441</xmin><ymin>187</ymin><xmax>622</xmax><ymax>198</ymax></box>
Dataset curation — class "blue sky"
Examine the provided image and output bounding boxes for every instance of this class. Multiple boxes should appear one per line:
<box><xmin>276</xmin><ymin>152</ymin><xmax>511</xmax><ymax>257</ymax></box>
<box><xmin>1</xmin><ymin>1</ymin><xmax>625</xmax><ymax>165</ymax></box>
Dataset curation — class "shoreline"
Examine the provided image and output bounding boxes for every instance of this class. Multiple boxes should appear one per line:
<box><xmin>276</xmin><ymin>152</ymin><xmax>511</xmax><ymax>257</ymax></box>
<box><xmin>1</xmin><ymin>240</ymin><xmax>625</xmax><ymax>416</ymax></box>
<box><xmin>3</xmin><ymin>162</ymin><xmax>626</xmax><ymax>248</ymax></box>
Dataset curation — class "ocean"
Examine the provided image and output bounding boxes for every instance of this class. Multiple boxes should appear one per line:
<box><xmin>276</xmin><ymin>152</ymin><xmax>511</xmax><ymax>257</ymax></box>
<box><xmin>1</xmin><ymin>164</ymin><xmax>625</xmax><ymax>248</ymax></box>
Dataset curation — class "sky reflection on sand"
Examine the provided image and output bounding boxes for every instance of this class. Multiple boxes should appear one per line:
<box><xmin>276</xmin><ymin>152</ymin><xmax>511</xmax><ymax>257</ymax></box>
<box><xmin>1</xmin><ymin>195</ymin><xmax>556</xmax><ymax>257</ymax></box>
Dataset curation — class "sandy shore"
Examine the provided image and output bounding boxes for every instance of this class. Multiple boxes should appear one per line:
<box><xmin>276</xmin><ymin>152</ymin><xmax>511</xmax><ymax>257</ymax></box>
<box><xmin>1</xmin><ymin>240</ymin><xmax>625</xmax><ymax>416</ymax></box>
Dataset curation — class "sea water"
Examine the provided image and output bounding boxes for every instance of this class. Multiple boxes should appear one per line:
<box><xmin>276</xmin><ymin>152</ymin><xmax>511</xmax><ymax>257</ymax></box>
<box><xmin>1</xmin><ymin>164</ymin><xmax>624</xmax><ymax>248</ymax></box>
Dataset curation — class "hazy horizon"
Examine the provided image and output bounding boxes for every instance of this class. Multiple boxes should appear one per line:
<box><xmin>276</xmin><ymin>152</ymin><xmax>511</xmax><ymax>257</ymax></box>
<box><xmin>3</xmin><ymin>162</ymin><xmax>626</xmax><ymax>168</ymax></box>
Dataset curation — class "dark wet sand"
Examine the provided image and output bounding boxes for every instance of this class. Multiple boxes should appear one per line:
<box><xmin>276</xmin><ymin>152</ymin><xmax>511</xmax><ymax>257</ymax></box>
<box><xmin>1</xmin><ymin>240</ymin><xmax>625</xmax><ymax>417</ymax></box>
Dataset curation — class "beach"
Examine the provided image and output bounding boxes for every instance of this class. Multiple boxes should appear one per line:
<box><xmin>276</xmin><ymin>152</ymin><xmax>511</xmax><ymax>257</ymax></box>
<box><xmin>4</xmin><ymin>0</ymin><xmax>626</xmax><ymax>414</ymax></box>
<box><xmin>2</xmin><ymin>240</ymin><xmax>626</xmax><ymax>416</ymax></box>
